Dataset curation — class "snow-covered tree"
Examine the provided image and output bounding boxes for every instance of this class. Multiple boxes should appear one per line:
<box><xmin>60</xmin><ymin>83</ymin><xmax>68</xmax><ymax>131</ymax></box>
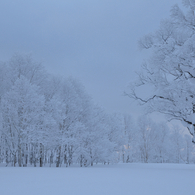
<box><xmin>126</xmin><ymin>0</ymin><xmax>195</xmax><ymax>143</ymax></box>
<box><xmin>153</xmin><ymin>122</ymin><xmax>170</xmax><ymax>163</ymax></box>
<box><xmin>135</xmin><ymin>116</ymin><xmax>158</xmax><ymax>163</ymax></box>
<box><xmin>168</xmin><ymin>125</ymin><xmax>185</xmax><ymax>163</ymax></box>
<box><xmin>121</xmin><ymin>114</ymin><xmax>136</xmax><ymax>163</ymax></box>
<box><xmin>183</xmin><ymin>134</ymin><xmax>193</xmax><ymax>163</ymax></box>
<box><xmin>1</xmin><ymin>76</ymin><xmax>49</xmax><ymax>166</ymax></box>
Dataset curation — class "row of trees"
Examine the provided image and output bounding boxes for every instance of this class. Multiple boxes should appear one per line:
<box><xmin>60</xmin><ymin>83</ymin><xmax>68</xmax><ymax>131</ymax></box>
<box><xmin>0</xmin><ymin>54</ymin><xmax>122</xmax><ymax>167</ymax></box>
<box><xmin>0</xmin><ymin>54</ymin><xmax>194</xmax><ymax>167</ymax></box>
<box><xmin>121</xmin><ymin>115</ymin><xmax>195</xmax><ymax>164</ymax></box>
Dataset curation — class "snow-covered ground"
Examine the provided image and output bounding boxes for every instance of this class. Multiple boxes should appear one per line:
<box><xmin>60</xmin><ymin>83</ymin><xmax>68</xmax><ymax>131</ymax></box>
<box><xmin>0</xmin><ymin>163</ymin><xmax>194</xmax><ymax>195</ymax></box>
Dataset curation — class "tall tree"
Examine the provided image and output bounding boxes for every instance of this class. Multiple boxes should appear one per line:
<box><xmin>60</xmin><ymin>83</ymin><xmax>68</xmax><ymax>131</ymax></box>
<box><xmin>135</xmin><ymin>116</ymin><xmax>158</xmax><ymax>163</ymax></box>
<box><xmin>1</xmin><ymin>76</ymin><xmax>51</xmax><ymax>166</ymax></box>
<box><xmin>126</xmin><ymin>1</ymin><xmax>195</xmax><ymax>143</ymax></box>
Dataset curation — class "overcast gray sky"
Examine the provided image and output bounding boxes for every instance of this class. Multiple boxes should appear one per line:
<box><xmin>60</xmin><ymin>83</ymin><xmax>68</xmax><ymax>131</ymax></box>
<box><xmin>0</xmin><ymin>0</ymin><xmax>182</xmax><ymax>117</ymax></box>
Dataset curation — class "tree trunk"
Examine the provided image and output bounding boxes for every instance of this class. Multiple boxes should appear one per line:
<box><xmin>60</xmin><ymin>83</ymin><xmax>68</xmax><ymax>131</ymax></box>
<box><xmin>56</xmin><ymin>146</ymin><xmax>61</xmax><ymax>167</ymax></box>
<box><xmin>39</xmin><ymin>143</ymin><xmax>43</xmax><ymax>167</ymax></box>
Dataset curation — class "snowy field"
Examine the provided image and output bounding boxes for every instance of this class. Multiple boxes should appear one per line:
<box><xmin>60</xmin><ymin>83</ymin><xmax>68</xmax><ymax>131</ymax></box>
<box><xmin>0</xmin><ymin>163</ymin><xmax>195</xmax><ymax>195</ymax></box>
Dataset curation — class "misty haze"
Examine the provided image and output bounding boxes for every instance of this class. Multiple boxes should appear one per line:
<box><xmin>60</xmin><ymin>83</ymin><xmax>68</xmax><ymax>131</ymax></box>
<box><xmin>0</xmin><ymin>1</ymin><xmax>195</xmax><ymax>195</ymax></box>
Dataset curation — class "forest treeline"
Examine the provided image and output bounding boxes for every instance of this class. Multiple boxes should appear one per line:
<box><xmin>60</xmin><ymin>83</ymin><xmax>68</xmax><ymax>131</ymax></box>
<box><xmin>0</xmin><ymin>54</ymin><xmax>194</xmax><ymax>167</ymax></box>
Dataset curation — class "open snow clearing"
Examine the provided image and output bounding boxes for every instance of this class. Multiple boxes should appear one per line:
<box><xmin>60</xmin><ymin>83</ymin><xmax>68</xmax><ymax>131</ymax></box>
<box><xmin>0</xmin><ymin>163</ymin><xmax>194</xmax><ymax>195</ymax></box>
